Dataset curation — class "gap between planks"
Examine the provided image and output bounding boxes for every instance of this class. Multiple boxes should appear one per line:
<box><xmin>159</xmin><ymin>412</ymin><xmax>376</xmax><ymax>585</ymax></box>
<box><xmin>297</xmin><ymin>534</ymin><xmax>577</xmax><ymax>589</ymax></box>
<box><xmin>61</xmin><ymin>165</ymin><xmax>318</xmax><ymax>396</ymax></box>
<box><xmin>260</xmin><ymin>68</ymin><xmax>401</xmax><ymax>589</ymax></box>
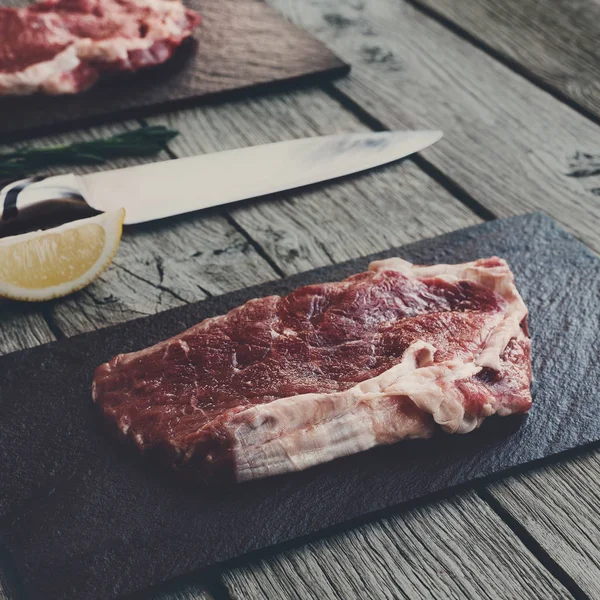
<box><xmin>266</xmin><ymin>0</ymin><xmax>600</xmax><ymax>252</ymax></box>
<box><xmin>401</xmin><ymin>0</ymin><xmax>600</xmax><ymax>130</ymax></box>
<box><xmin>475</xmin><ymin>488</ymin><xmax>590</xmax><ymax>600</ymax></box>
<box><xmin>320</xmin><ymin>83</ymin><xmax>499</xmax><ymax>223</ymax></box>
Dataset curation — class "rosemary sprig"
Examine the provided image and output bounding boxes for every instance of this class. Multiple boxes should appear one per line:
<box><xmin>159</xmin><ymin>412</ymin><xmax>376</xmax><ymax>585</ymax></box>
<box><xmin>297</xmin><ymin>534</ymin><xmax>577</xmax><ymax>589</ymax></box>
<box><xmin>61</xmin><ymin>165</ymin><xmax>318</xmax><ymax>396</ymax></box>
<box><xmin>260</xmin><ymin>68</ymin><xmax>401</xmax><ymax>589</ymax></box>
<box><xmin>0</xmin><ymin>126</ymin><xmax>179</xmax><ymax>178</ymax></box>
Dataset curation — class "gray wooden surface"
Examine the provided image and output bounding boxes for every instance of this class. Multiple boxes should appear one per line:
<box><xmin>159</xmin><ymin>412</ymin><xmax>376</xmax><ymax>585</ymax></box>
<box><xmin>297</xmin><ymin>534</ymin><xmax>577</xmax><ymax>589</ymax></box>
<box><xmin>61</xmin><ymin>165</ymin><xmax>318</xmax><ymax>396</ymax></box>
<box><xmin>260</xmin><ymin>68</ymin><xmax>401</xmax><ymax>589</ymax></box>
<box><xmin>1</xmin><ymin>0</ymin><xmax>599</xmax><ymax>598</ymax></box>
<box><xmin>414</xmin><ymin>0</ymin><xmax>600</xmax><ymax>123</ymax></box>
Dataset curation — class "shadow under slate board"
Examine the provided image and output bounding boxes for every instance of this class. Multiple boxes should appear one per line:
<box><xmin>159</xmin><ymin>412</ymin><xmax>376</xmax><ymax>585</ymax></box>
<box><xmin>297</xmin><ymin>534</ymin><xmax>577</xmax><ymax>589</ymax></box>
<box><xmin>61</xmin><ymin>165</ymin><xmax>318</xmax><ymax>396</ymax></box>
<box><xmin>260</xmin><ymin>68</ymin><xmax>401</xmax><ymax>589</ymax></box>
<box><xmin>0</xmin><ymin>0</ymin><xmax>348</xmax><ymax>139</ymax></box>
<box><xmin>1</xmin><ymin>213</ymin><xmax>599</xmax><ymax>600</ymax></box>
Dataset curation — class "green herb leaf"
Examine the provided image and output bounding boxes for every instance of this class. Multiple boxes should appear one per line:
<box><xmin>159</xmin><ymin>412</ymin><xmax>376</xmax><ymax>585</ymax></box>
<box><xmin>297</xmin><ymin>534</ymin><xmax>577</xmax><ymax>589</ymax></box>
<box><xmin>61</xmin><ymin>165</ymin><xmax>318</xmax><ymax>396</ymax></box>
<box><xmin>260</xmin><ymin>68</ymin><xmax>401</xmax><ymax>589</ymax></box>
<box><xmin>0</xmin><ymin>126</ymin><xmax>179</xmax><ymax>178</ymax></box>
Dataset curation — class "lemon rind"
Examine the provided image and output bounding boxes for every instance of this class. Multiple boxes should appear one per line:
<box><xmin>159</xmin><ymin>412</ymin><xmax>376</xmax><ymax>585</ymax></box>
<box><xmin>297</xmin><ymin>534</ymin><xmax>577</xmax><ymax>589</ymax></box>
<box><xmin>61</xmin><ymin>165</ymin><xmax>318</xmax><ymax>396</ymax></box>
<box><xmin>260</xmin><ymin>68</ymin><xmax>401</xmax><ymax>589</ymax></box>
<box><xmin>0</xmin><ymin>208</ymin><xmax>125</xmax><ymax>302</ymax></box>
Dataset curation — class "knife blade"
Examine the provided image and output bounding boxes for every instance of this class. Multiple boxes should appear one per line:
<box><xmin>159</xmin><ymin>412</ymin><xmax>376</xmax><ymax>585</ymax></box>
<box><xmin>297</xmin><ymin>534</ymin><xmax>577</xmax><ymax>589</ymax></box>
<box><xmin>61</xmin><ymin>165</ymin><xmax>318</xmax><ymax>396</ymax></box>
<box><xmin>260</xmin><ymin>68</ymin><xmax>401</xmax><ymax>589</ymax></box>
<box><xmin>0</xmin><ymin>130</ymin><xmax>442</xmax><ymax>227</ymax></box>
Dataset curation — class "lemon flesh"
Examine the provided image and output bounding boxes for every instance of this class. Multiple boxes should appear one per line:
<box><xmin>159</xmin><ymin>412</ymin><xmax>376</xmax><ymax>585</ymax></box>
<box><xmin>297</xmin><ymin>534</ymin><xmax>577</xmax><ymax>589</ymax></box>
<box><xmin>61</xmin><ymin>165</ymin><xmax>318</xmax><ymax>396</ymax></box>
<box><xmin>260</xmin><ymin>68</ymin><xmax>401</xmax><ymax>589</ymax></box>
<box><xmin>0</xmin><ymin>208</ymin><xmax>125</xmax><ymax>301</ymax></box>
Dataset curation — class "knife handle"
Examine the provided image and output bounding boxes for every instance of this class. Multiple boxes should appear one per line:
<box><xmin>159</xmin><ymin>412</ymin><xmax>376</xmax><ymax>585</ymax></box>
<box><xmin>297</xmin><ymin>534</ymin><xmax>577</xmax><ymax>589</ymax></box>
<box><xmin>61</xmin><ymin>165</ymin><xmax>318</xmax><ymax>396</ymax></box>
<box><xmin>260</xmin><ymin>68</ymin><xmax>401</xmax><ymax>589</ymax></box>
<box><xmin>0</xmin><ymin>174</ymin><xmax>96</xmax><ymax>236</ymax></box>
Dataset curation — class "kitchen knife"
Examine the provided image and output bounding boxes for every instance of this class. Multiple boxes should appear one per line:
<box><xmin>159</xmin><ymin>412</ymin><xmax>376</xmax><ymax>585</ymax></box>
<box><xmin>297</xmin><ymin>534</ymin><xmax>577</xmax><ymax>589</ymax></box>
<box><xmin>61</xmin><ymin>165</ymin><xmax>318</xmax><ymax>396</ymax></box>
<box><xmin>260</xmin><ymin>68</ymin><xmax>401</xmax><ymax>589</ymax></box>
<box><xmin>0</xmin><ymin>130</ymin><xmax>442</xmax><ymax>227</ymax></box>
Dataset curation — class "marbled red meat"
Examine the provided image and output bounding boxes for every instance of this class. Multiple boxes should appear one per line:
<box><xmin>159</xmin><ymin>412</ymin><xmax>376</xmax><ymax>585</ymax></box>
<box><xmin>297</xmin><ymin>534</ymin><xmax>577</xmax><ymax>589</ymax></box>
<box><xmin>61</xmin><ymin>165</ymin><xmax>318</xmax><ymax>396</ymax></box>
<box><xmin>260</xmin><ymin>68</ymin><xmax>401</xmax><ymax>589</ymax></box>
<box><xmin>0</xmin><ymin>0</ymin><xmax>201</xmax><ymax>95</ymax></box>
<box><xmin>92</xmin><ymin>257</ymin><xmax>532</xmax><ymax>482</ymax></box>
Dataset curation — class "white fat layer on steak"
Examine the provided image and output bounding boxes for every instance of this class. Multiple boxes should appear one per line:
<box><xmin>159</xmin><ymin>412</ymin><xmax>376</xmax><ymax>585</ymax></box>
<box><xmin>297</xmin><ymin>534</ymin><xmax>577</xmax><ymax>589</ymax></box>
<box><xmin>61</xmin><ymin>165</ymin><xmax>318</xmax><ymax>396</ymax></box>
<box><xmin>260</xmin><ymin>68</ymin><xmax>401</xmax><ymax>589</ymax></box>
<box><xmin>0</xmin><ymin>44</ymin><xmax>80</xmax><ymax>95</ymax></box>
<box><xmin>230</xmin><ymin>257</ymin><xmax>528</xmax><ymax>482</ymax></box>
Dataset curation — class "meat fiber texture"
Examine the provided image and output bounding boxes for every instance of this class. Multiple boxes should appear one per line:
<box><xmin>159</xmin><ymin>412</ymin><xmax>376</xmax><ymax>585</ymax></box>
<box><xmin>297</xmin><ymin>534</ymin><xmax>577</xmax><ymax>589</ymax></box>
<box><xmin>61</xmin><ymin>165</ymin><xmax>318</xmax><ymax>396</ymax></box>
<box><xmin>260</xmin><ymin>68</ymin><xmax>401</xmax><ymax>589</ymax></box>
<box><xmin>93</xmin><ymin>257</ymin><xmax>532</xmax><ymax>483</ymax></box>
<box><xmin>0</xmin><ymin>0</ymin><xmax>201</xmax><ymax>95</ymax></box>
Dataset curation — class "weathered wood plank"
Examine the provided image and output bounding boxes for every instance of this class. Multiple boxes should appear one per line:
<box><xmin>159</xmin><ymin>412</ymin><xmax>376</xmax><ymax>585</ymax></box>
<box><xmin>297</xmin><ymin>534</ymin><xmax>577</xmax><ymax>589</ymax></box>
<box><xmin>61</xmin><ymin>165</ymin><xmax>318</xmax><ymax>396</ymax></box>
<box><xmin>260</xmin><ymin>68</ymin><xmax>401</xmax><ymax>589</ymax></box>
<box><xmin>267</xmin><ymin>0</ymin><xmax>600</xmax><ymax>252</ymax></box>
<box><xmin>414</xmin><ymin>0</ymin><xmax>600</xmax><ymax>122</ymax></box>
<box><xmin>224</xmin><ymin>491</ymin><xmax>572</xmax><ymax>600</ymax></box>
<box><xmin>230</xmin><ymin>163</ymin><xmax>475</xmax><ymax>274</ymax></box>
<box><xmin>489</xmin><ymin>451</ymin><xmax>600</xmax><ymax>598</ymax></box>
<box><xmin>49</xmin><ymin>211</ymin><xmax>275</xmax><ymax>336</ymax></box>
<box><xmin>0</xmin><ymin>301</ymin><xmax>54</xmax><ymax>355</ymax></box>
<box><xmin>149</xmin><ymin>89</ymin><xmax>481</xmax><ymax>273</ymax></box>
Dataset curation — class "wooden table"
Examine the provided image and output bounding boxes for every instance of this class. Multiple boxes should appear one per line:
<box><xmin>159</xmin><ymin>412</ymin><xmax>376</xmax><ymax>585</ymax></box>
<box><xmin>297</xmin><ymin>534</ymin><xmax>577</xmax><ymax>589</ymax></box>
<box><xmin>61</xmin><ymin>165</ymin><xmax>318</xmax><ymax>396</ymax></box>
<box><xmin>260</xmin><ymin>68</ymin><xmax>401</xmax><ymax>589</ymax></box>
<box><xmin>1</xmin><ymin>0</ymin><xmax>600</xmax><ymax>598</ymax></box>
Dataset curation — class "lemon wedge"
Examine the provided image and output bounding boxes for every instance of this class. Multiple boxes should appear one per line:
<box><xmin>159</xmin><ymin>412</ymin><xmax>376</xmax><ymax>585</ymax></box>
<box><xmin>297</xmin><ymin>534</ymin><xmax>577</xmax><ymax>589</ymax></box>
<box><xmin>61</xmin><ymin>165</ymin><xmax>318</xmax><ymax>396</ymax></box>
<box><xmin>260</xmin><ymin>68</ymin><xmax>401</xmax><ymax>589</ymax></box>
<box><xmin>0</xmin><ymin>208</ymin><xmax>125</xmax><ymax>302</ymax></box>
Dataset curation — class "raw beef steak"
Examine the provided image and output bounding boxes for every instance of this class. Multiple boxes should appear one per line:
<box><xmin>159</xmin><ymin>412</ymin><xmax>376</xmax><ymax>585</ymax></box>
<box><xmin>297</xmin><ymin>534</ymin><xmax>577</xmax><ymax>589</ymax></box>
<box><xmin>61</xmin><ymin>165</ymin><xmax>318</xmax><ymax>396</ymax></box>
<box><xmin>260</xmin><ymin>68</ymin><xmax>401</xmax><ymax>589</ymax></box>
<box><xmin>0</xmin><ymin>0</ymin><xmax>201</xmax><ymax>95</ymax></box>
<box><xmin>93</xmin><ymin>257</ymin><xmax>532</xmax><ymax>482</ymax></box>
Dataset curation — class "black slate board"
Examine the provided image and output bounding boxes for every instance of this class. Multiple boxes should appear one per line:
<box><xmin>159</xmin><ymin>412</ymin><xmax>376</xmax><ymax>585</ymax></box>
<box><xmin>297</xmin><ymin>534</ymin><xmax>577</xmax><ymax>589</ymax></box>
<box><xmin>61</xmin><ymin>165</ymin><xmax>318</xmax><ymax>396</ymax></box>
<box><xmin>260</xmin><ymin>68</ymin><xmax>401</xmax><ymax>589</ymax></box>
<box><xmin>1</xmin><ymin>213</ymin><xmax>599</xmax><ymax>600</ymax></box>
<box><xmin>0</xmin><ymin>0</ymin><xmax>348</xmax><ymax>140</ymax></box>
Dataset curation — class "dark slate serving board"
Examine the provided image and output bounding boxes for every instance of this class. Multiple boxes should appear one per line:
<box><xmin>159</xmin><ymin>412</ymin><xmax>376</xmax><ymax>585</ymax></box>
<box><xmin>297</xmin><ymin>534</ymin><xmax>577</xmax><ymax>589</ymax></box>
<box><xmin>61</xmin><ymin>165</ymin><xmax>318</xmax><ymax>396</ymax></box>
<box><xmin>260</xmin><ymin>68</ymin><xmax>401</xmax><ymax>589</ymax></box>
<box><xmin>1</xmin><ymin>213</ymin><xmax>599</xmax><ymax>600</ymax></box>
<box><xmin>0</xmin><ymin>0</ymin><xmax>348</xmax><ymax>140</ymax></box>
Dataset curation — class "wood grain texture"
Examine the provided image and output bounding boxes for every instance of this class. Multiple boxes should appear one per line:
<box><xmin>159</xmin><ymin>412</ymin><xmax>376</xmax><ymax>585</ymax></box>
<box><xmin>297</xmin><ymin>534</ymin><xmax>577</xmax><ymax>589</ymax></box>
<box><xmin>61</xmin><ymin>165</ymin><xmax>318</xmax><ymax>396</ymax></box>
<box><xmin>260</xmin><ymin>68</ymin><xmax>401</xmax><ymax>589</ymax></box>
<box><xmin>0</xmin><ymin>301</ymin><xmax>54</xmax><ymax>355</ymax></box>
<box><xmin>267</xmin><ymin>0</ymin><xmax>600</xmax><ymax>252</ymax></box>
<box><xmin>148</xmin><ymin>88</ymin><xmax>482</xmax><ymax>273</ymax></box>
<box><xmin>414</xmin><ymin>0</ymin><xmax>600</xmax><ymax>122</ymax></box>
<box><xmin>49</xmin><ymin>212</ymin><xmax>277</xmax><ymax>337</ymax></box>
<box><xmin>489</xmin><ymin>451</ymin><xmax>600</xmax><ymax>598</ymax></box>
<box><xmin>224</xmin><ymin>491</ymin><xmax>572</xmax><ymax>600</ymax></box>
<box><xmin>0</xmin><ymin>0</ymin><xmax>347</xmax><ymax>139</ymax></box>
